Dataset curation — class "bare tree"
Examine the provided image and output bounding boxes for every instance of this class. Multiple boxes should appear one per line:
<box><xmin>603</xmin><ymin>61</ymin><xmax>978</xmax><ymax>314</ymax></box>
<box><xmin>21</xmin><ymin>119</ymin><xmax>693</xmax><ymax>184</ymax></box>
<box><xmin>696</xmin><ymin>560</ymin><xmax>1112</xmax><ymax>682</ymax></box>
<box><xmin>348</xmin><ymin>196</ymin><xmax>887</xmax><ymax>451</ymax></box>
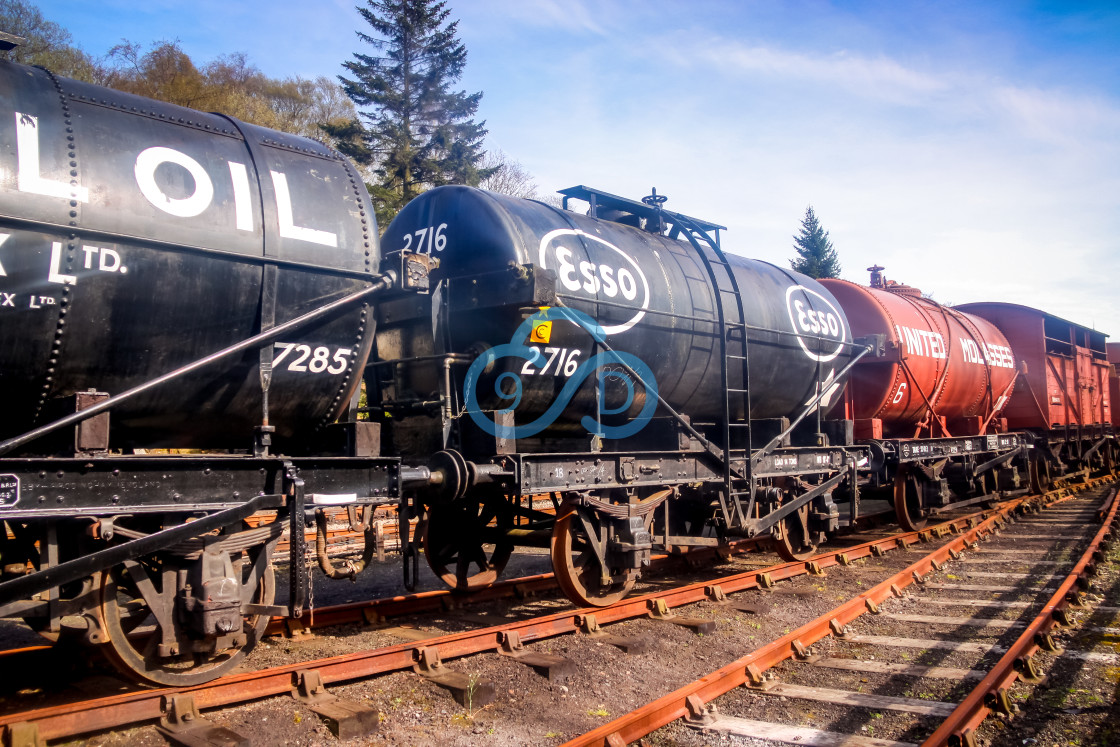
<box><xmin>478</xmin><ymin>149</ymin><xmax>539</xmax><ymax>199</ymax></box>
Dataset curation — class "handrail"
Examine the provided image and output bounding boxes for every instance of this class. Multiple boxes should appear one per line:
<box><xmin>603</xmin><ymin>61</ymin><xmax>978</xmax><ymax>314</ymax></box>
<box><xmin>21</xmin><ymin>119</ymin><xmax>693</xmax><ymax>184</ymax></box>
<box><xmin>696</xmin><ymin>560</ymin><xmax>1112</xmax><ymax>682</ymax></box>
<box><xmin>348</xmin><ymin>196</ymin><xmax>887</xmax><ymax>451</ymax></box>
<box><xmin>0</xmin><ymin>275</ymin><xmax>393</xmax><ymax>456</ymax></box>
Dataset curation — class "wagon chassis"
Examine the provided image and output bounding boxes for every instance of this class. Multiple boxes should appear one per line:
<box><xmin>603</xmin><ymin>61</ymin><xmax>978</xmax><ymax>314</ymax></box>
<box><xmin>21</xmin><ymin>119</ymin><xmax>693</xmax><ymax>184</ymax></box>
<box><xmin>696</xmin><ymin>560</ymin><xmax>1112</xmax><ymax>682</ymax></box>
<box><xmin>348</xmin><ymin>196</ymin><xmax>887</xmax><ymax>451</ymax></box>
<box><xmin>0</xmin><ymin>263</ymin><xmax>427</xmax><ymax>685</ymax></box>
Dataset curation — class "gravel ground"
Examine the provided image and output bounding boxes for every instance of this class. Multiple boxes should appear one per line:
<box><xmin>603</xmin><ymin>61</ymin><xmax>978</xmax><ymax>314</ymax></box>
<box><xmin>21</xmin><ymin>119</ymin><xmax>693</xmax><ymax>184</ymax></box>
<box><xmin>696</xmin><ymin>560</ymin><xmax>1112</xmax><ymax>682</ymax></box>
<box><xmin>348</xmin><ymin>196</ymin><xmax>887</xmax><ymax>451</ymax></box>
<box><xmin>6</xmin><ymin>495</ymin><xmax>1116</xmax><ymax>747</ymax></box>
<box><xmin>36</xmin><ymin>524</ymin><xmax>946</xmax><ymax>746</ymax></box>
<box><xmin>648</xmin><ymin>495</ymin><xmax>1120</xmax><ymax>747</ymax></box>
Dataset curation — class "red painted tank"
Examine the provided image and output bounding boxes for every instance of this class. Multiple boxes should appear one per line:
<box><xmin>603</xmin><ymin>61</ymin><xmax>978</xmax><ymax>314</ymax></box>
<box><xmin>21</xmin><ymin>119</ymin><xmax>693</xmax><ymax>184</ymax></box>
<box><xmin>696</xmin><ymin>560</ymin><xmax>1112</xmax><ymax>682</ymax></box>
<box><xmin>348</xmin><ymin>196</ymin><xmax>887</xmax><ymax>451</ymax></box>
<box><xmin>820</xmin><ymin>267</ymin><xmax>1017</xmax><ymax>437</ymax></box>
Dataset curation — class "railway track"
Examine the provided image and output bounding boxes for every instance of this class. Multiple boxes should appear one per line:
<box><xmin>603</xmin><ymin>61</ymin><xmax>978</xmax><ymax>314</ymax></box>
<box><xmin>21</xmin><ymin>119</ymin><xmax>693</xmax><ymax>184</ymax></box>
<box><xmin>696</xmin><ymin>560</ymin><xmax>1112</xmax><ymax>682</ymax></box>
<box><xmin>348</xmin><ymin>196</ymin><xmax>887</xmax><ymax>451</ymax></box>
<box><xmin>0</xmin><ymin>477</ymin><xmax>1111</xmax><ymax>745</ymax></box>
<box><xmin>0</xmin><ymin>502</ymin><xmax>888</xmax><ymax>679</ymax></box>
<box><xmin>567</xmin><ymin>477</ymin><xmax>1120</xmax><ymax>747</ymax></box>
<box><xmin>0</xmin><ymin>488</ymin><xmax>1075</xmax><ymax>743</ymax></box>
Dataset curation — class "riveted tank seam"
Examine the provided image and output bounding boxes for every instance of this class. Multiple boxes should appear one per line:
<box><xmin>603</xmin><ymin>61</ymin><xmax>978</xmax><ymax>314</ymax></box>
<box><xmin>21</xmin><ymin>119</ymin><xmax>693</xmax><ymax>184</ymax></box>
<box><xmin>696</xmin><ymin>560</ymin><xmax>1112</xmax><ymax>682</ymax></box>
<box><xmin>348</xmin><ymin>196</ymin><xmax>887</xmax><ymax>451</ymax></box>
<box><xmin>823</xmin><ymin>278</ymin><xmax>905</xmax><ymax>422</ymax></box>
<box><xmin>33</xmin><ymin>67</ymin><xmax>80</xmax><ymax>423</ymax></box>
<box><xmin>314</xmin><ymin>143</ymin><xmax>380</xmax><ymax>432</ymax></box>
<box><xmin>951</xmin><ymin>305</ymin><xmax>998</xmax><ymax>417</ymax></box>
<box><xmin>897</xmin><ymin>291</ymin><xmax>952</xmax><ymax>420</ymax></box>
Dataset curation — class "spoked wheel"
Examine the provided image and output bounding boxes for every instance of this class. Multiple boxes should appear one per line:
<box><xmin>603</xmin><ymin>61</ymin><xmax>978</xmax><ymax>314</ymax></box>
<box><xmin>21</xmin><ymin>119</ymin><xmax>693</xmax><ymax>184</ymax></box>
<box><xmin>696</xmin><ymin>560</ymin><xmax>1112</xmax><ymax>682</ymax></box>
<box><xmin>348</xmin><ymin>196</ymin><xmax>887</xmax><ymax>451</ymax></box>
<box><xmin>893</xmin><ymin>465</ymin><xmax>928</xmax><ymax>531</ymax></box>
<box><xmin>422</xmin><ymin>494</ymin><xmax>514</xmax><ymax>592</ymax></box>
<box><xmin>773</xmin><ymin>502</ymin><xmax>818</xmax><ymax>562</ymax></box>
<box><xmin>551</xmin><ymin>505</ymin><xmax>636</xmax><ymax>607</ymax></box>
<box><xmin>1030</xmin><ymin>453</ymin><xmax>1053</xmax><ymax>494</ymax></box>
<box><xmin>1098</xmin><ymin>443</ymin><xmax>1115</xmax><ymax>477</ymax></box>
<box><xmin>99</xmin><ymin>547</ymin><xmax>274</xmax><ymax>687</ymax></box>
<box><xmin>974</xmin><ymin>470</ymin><xmax>999</xmax><ymax>508</ymax></box>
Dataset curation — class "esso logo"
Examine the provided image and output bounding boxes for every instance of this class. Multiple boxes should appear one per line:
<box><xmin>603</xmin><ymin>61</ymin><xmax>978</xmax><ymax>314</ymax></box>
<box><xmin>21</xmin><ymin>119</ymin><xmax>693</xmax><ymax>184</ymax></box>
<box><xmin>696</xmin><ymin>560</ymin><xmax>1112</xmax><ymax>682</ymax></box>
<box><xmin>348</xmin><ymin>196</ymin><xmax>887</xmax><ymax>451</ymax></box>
<box><xmin>538</xmin><ymin>229</ymin><xmax>650</xmax><ymax>334</ymax></box>
<box><xmin>785</xmin><ymin>285</ymin><xmax>848</xmax><ymax>362</ymax></box>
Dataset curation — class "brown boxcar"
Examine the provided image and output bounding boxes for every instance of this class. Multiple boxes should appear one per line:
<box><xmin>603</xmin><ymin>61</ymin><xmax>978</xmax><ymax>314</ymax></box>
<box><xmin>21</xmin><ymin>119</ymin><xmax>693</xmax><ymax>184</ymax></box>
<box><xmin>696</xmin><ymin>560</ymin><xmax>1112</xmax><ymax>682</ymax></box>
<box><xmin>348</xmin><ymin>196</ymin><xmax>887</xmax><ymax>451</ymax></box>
<box><xmin>955</xmin><ymin>302</ymin><xmax>1114</xmax><ymax>483</ymax></box>
<box><xmin>1108</xmin><ymin>342</ymin><xmax>1120</xmax><ymax>429</ymax></box>
<box><xmin>956</xmin><ymin>303</ymin><xmax>1111</xmax><ymax>430</ymax></box>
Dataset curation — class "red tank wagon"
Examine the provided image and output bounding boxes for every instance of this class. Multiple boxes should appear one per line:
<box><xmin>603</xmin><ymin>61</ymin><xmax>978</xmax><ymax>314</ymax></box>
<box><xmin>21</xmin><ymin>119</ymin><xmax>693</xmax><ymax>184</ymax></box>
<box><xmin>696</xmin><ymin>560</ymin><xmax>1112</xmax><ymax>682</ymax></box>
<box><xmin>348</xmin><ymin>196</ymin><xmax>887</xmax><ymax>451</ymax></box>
<box><xmin>821</xmin><ymin>268</ymin><xmax>1016</xmax><ymax>439</ymax></box>
<box><xmin>955</xmin><ymin>302</ymin><xmax>1116</xmax><ymax>485</ymax></box>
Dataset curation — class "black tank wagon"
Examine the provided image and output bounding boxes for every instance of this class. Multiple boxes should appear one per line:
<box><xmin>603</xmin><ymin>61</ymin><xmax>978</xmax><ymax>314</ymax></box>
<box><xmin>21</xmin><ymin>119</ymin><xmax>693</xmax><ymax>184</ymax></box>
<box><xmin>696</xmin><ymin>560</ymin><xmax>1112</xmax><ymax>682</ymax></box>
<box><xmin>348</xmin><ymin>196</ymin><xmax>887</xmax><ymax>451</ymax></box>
<box><xmin>0</xmin><ymin>61</ymin><xmax>376</xmax><ymax>448</ymax></box>
<box><xmin>376</xmin><ymin>185</ymin><xmax>872</xmax><ymax>605</ymax></box>
<box><xmin>0</xmin><ymin>59</ymin><xmax>432</xmax><ymax>685</ymax></box>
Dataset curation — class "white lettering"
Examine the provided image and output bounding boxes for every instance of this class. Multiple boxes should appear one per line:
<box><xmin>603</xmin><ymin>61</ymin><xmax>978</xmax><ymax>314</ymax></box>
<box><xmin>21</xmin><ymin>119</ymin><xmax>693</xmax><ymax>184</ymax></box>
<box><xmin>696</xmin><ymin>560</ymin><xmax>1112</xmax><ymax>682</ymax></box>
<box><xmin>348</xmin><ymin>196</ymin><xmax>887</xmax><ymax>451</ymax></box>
<box><xmin>47</xmin><ymin>242</ymin><xmax>75</xmax><ymax>285</ymax></box>
<box><xmin>618</xmin><ymin>268</ymin><xmax>638</xmax><ymax>301</ymax></box>
<box><xmin>518</xmin><ymin>346</ymin><xmax>584</xmax><ymax>377</ymax></box>
<box><xmin>555</xmin><ymin>247</ymin><xmax>581</xmax><ymax>291</ymax></box>
<box><xmin>983</xmin><ymin>343</ymin><xmax>1014</xmax><ymax>369</ymax></box>
<box><xmin>135</xmin><ymin>147</ymin><xmax>214</xmax><ymax>218</ymax></box>
<box><xmin>600</xmin><ymin>265</ymin><xmax>617</xmax><ymax>297</ymax></box>
<box><xmin>228</xmin><ymin>161</ymin><xmax>253</xmax><ymax>231</ymax></box>
<box><xmin>98</xmin><ymin>247</ymin><xmax>122</xmax><ymax>272</ymax></box>
<box><xmin>895</xmin><ymin>324</ymin><xmax>947</xmax><ymax>360</ymax></box>
<box><xmin>1</xmin><ymin>292</ymin><xmax>14</xmax><ymax>307</ymax></box>
<box><xmin>270</xmin><ymin>171</ymin><xmax>338</xmax><ymax>247</ymax></box>
<box><xmin>959</xmin><ymin>337</ymin><xmax>1013</xmax><ymax>369</ymax></box>
<box><xmin>15</xmin><ymin>112</ymin><xmax>89</xmax><ymax>202</ymax></box>
<box><xmin>538</xmin><ymin>228</ymin><xmax>651</xmax><ymax>334</ymax></box>
<box><xmin>80</xmin><ymin>245</ymin><xmax>127</xmax><ymax>274</ymax></box>
<box><xmin>0</xmin><ymin>233</ymin><xmax>9</xmax><ymax>277</ymax></box>
<box><xmin>785</xmin><ymin>285</ymin><xmax>847</xmax><ymax>363</ymax></box>
<box><xmin>579</xmin><ymin>260</ymin><xmax>600</xmax><ymax>293</ymax></box>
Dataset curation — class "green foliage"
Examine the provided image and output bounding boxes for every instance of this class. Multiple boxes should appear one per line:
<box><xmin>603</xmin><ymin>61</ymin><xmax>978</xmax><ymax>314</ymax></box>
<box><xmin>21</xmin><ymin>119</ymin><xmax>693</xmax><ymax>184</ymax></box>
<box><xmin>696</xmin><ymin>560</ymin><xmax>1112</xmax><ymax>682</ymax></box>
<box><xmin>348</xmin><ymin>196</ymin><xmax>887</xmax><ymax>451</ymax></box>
<box><xmin>325</xmin><ymin>0</ymin><xmax>496</xmax><ymax>225</ymax></box>
<box><xmin>102</xmin><ymin>42</ymin><xmax>356</xmax><ymax>140</ymax></box>
<box><xmin>791</xmin><ymin>205</ymin><xmax>841</xmax><ymax>279</ymax></box>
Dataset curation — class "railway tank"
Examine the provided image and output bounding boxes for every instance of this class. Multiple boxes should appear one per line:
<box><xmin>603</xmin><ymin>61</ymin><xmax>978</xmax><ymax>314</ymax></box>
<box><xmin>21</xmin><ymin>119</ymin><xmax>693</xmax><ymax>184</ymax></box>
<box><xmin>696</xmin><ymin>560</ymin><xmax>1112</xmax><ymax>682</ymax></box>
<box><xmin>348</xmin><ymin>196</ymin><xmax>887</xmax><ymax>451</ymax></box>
<box><xmin>820</xmin><ymin>267</ymin><xmax>1017</xmax><ymax>438</ymax></box>
<box><xmin>374</xmin><ymin>185</ymin><xmax>855</xmax><ymax>455</ymax></box>
<box><xmin>0</xmin><ymin>60</ymin><xmax>379</xmax><ymax>450</ymax></box>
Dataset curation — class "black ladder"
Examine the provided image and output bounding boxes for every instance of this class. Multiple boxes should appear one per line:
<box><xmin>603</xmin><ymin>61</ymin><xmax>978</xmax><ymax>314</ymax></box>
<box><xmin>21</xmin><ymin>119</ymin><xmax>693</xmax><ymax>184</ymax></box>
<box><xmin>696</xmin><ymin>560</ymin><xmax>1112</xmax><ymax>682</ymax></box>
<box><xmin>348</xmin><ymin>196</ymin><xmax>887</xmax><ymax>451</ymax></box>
<box><xmin>659</xmin><ymin>205</ymin><xmax>754</xmax><ymax>529</ymax></box>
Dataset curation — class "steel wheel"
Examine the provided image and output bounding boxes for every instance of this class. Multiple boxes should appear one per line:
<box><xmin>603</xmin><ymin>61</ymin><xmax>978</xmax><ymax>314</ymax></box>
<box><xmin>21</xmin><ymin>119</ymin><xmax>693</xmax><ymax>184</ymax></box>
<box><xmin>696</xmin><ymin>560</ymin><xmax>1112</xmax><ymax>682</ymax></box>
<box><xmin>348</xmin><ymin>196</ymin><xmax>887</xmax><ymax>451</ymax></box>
<box><xmin>893</xmin><ymin>465</ymin><xmax>928</xmax><ymax>531</ymax></box>
<box><xmin>422</xmin><ymin>495</ymin><xmax>514</xmax><ymax>592</ymax></box>
<box><xmin>551</xmin><ymin>505</ymin><xmax>635</xmax><ymax>607</ymax></box>
<box><xmin>1100</xmin><ymin>443</ymin><xmax>1115</xmax><ymax>476</ymax></box>
<box><xmin>773</xmin><ymin>502</ymin><xmax>818</xmax><ymax>562</ymax></box>
<box><xmin>1030</xmin><ymin>453</ymin><xmax>1052</xmax><ymax>494</ymax></box>
<box><xmin>99</xmin><ymin>549</ymin><xmax>274</xmax><ymax>687</ymax></box>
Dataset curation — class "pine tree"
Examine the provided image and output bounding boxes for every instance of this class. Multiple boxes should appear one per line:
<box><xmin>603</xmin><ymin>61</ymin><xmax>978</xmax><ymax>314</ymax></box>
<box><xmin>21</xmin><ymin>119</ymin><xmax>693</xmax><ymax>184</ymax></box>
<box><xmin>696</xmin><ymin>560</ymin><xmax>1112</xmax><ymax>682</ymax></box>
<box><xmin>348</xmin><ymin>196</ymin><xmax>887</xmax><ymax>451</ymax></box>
<box><xmin>324</xmin><ymin>0</ymin><xmax>496</xmax><ymax>226</ymax></box>
<box><xmin>790</xmin><ymin>206</ymin><xmax>841</xmax><ymax>279</ymax></box>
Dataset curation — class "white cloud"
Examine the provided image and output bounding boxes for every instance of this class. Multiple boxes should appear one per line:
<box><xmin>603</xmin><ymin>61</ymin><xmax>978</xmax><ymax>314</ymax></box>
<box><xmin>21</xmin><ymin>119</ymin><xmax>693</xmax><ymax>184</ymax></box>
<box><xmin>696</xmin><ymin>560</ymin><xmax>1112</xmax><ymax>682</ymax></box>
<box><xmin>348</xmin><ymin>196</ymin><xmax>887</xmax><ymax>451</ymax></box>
<box><xmin>989</xmin><ymin>84</ymin><xmax>1120</xmax><ymax>146</ymax></box>
<box><xmin>689</xmin><ymin>41</ymin><xmax>948</xmax><ymax>104</ymax></box>
<box><xmin>468</xmin><ymin>0</ymin><xmax>607</xmax><ymax>36</ymax></box>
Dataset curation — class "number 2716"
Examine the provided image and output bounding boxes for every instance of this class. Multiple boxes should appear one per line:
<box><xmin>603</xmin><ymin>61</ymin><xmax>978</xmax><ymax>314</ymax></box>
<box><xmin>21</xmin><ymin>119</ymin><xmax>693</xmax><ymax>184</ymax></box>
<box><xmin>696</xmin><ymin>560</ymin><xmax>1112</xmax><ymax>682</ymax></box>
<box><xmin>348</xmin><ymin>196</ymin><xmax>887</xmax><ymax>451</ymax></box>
<box><xmin>521</xmin><ymin>346</ymin><xmax>582</xmax><ymax>377</ymax></box>
<box><xmin>401</xmin><ymin>223</ymin><xmax>447</xmax><ymax>254</ymax></box>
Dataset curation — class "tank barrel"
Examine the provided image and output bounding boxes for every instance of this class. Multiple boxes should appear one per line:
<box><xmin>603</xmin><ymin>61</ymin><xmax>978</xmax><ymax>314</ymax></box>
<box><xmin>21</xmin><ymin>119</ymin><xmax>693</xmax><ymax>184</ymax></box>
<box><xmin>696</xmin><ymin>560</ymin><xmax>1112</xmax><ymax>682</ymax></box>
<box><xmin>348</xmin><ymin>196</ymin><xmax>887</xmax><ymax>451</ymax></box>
<box><xmin>0</xmin><ymin>276</ymin><xmax>392</xmax><ymax>456</ymax></box>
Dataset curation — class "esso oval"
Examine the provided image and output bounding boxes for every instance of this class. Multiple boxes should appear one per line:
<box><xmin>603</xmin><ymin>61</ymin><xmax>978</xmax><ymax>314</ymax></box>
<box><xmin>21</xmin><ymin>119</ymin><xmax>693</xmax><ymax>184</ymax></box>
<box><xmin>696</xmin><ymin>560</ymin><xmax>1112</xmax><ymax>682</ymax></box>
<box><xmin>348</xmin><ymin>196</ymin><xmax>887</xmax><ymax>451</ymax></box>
<box><xmin>785</xmin><ymin>285</ymin><xmax>848</xmax><ymax>363</ymax></box>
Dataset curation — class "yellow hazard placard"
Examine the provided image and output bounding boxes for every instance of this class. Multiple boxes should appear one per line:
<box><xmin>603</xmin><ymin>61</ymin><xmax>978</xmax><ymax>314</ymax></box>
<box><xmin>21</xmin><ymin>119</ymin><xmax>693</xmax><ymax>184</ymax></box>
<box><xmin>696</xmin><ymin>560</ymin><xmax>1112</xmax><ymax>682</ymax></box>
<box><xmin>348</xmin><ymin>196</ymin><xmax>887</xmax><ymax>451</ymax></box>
<box><xmin>531</xmin><ymin>320</ymin><xmax>552</xmax><ymax>344</ymax></box>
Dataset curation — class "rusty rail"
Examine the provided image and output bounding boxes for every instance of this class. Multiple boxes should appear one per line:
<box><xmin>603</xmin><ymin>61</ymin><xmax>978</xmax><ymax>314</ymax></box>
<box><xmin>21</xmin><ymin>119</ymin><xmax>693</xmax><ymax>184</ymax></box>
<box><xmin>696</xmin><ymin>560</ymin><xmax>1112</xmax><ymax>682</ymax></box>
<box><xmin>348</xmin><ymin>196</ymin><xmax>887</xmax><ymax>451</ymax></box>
<box><xmin>0</xmin><ymin>500</ymin><xmax>1014</xmax><ymax>742</ymax></box>
<box><xmin>562</xmin><ymin>475</ymin><xmax>1114</xmax><ymax>747</ymax></box>
<box><xmin>923</xmin><ymin>485</ymin><xmax>1119</xmax><ymax>746</ymax></box>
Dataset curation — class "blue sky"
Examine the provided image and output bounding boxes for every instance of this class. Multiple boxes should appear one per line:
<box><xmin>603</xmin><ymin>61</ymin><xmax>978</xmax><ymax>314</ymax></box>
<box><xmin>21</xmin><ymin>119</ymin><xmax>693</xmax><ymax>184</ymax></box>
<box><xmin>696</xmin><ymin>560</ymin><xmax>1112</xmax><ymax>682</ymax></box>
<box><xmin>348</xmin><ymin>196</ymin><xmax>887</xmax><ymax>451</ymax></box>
<box><xmin>37</xmin><ymin>0</ymin><xmax>1120</xmax><ymax>336</ymax></box>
